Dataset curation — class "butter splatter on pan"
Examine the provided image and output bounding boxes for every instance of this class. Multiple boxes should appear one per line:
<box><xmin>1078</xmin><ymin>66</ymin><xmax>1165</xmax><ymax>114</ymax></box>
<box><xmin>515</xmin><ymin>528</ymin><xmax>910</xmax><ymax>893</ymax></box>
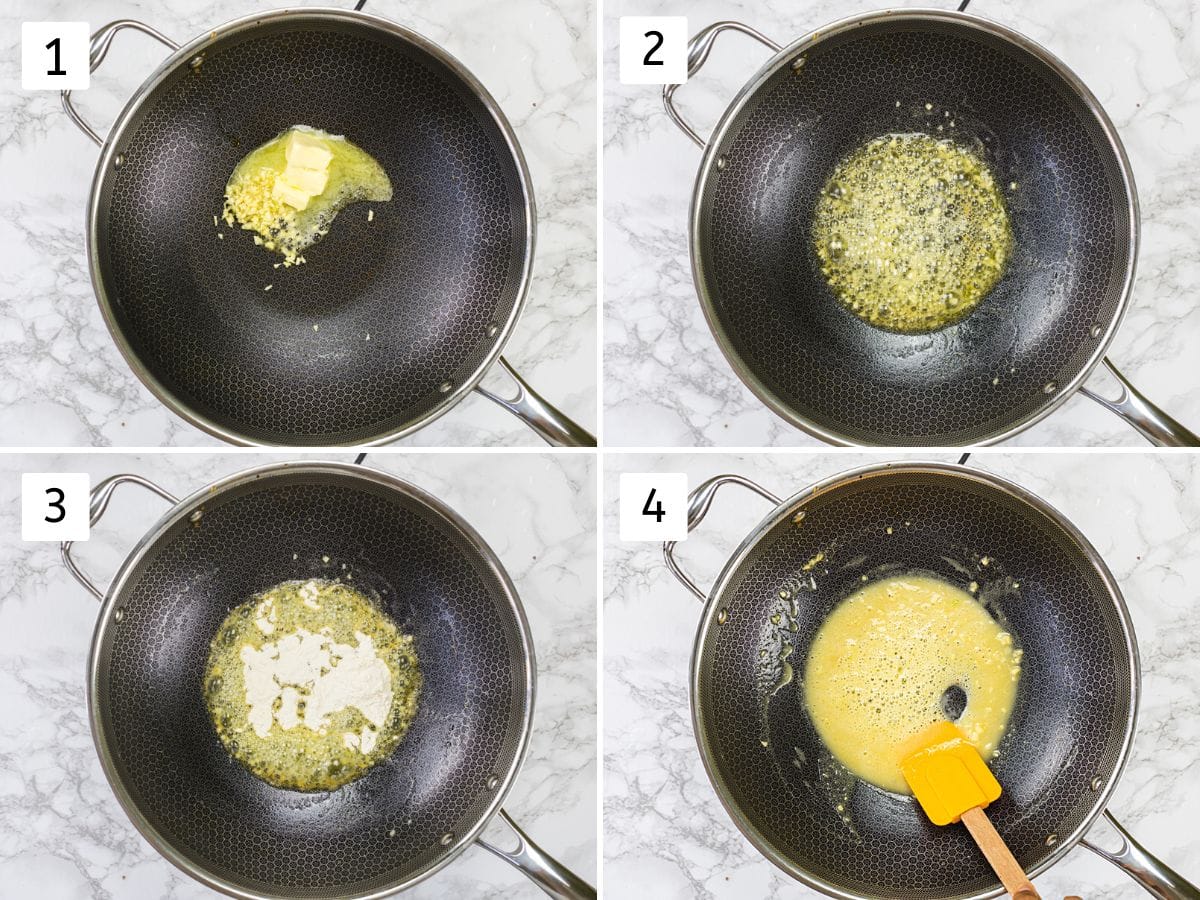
<box><xmin>203</xmin><ymin>578</ymin><xmax>421</xmax><ymax>792</ymax></box>
<box><xmin>813</xmin><ymin>133</ymin><xmax>1013</xmax><ymax>333</ymax></box>
<box><xmin>222</xmin><ymin>125</ymin><xmax>392</xmax><ymax>266</ymax></box>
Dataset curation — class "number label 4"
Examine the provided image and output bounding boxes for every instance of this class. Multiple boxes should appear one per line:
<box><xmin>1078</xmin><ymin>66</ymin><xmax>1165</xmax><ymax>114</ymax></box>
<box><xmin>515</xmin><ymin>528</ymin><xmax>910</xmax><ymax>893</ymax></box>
<box><xmin>620</xmin><ymin>473</ymin><xmax>687</xmax><ymax>542</ymax></box>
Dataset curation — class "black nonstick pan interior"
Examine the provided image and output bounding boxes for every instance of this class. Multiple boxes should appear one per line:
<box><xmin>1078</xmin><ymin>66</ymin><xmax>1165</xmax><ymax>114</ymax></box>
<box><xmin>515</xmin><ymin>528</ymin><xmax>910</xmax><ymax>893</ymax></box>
<box><xmin>90</xmin><ymin>467</ymin><xmax>530</xmax><ymax>897</ymax></box>
<box><xmin>695</xmin><ymin>14</ymin><xmax>1134</xmax><ymax>445</ymax></box>
<box><xmin>694</xmin><ymin>467</ymin><xmax>1136</xmax><ymax>898</ymax></box>
<box><xmin>95</xmin><ymin>14</ymin><xmax>530</xmax><ymax>444</ymax></box>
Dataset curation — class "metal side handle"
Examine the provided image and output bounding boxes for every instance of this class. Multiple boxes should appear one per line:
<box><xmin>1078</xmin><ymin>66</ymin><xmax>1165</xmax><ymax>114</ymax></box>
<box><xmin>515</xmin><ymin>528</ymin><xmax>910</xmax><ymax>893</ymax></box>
<box><xmin>1079</xmin><ymin>359</ymin><xmax>1200</xmax><ymax>446</ymax></box>
<box><xmin>1079</xmin><ymin>810</ymin><xmax>1200</xmax><ymax>899</ymax></box>
<box><xmin>476</xmin><ymin>809</ymin><xmax>596</xmax><ymax>899</ymax></box>
<box><xmin>475</xmin><ymin>357</ymin><xmax>596</xmax><ymax>447</ymax></box>
<box><xmin>62</xmin><ymin>20</ymin><xmax>180</xmax><ymax>146</ymax></box>
<box><xmin>663</xmin><ymin>474</ymin><xmax>781</xmax><ymax>602</ymax></box>
<box><xmin>662</xmin><ymin>21</ymin><xmax>781</xmax><ymax>149</ymax></box>
<box><xmin>61</xmin><ymin>473</ymin><xmax>178</xmax><ymax>600</ymax></box>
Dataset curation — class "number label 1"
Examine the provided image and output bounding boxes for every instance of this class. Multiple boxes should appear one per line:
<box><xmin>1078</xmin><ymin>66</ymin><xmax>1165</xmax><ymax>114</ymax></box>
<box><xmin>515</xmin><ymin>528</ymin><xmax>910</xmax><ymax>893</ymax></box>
<box><xmin>21</xmin><ymin>22</ymin><xmax>90</xmax><ymax>91</ymax></box>
<box><xmin>21</xmin><ymin>473</ymin><xmax>90</xmax><ymax>541</ymax></box>
<box><xmin>619</xmin><ymin>17</ymin><xmax>688</xmax><ymax>85</ymax></box>
<box><xmin>620</xmin><ymin>473</ymin><xmax>688</xmax><ymax>542</ymax></box>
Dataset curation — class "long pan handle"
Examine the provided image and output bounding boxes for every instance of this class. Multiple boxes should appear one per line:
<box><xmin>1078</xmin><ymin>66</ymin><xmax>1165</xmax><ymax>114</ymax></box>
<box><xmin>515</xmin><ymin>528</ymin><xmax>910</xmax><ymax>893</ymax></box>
<box><xmin>62</xmin><ymin>20</ymin><xmax>180</xmax><ymax>146</ymax></box>
<box><xmin>1079</xmin><ymin>810</ymin><xmax>1200</xmax><ymax>899</ymax></box>
<box><xmin>475</xmin><ymin>357</ymin><xmax>596</xmax><ymax>447</ymax></box>
<box><xmin>663</xmin><ymin>474</ymin><xmax>782</xmax><ymax>602</ymax></box>
<box><xmin>663</xmin><ymin>22</ymin><xmax>781</xmax><ymax>149</ymax></box>
<box><xmin>476</xmin><ymin>809</ymin><xmax>596</xmax><ymax>899</ymax></box>
<box><xmin>61</xmin><ymin>473</ymin><xmax>178</xmax><ymax>600</ymax></box>
<box><xmin>958</xmin><ymin>807</ymin><xmax>1040</xmax><ymax>899</ymax></box>
<box><xmin>1079</xmin><ymin>359</ymin><xmax>1200</xmax><ymax>446</ymax></box>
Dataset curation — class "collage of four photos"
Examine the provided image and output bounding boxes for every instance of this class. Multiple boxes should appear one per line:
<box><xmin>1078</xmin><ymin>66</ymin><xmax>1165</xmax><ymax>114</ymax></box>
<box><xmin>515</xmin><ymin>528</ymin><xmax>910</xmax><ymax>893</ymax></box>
<box><xmin>3</xmin><ymin>0</ymin><xmax>1199</xmax><ymax>898</ymax></box>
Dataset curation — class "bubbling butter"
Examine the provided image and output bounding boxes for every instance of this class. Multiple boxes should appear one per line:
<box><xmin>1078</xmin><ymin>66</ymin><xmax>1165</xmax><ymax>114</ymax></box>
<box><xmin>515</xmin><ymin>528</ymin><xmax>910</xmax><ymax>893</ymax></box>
<box><xmin>802</xmin><ymin>574</ymin><xmax>1022</xmax><ymax>794</ymax></box>
<box><xmin>812</xmin><ymin>133</ymin><xmax>1013</xmax><ymax>333</ymax></box>
<box><xmin>204</xmin><ymin>578</ymin><xmax>421</xmax><ymax>791</ymax></box>
<box><xmin>222</xmin><ymin>125</ymin><xmax>392</xmax><ymax>266</ymax></box>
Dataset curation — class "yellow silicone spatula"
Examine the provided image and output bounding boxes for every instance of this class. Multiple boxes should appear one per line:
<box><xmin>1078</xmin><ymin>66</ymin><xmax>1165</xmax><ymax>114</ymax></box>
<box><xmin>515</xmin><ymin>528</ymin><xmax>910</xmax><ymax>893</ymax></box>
<box><xmin>900</xmin><ymin>722</ymin><xmax>1041</xmax><ymax>900</ymax></box>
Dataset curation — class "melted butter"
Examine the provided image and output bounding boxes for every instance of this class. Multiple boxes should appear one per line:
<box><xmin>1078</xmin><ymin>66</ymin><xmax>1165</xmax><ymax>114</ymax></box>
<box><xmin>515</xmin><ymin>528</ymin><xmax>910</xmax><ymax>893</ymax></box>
<box><xmin>802</xmin><ymin>574</ymin><xmax>1021</xmax><ymax>794</ymax></box>
<box><xmin>812</xmin><ymin>133</ymin><xmax>1013</xmax><ymax>333</ymax></box>
<box><xmin>222</xmin><ymin>125</ymin><xmax>392</xmax><ymax>266</ymax></box>
<box><xmin>204</xmin><ymin>578</ymin><xmax>421</xmax><ymax>791</ymax></box>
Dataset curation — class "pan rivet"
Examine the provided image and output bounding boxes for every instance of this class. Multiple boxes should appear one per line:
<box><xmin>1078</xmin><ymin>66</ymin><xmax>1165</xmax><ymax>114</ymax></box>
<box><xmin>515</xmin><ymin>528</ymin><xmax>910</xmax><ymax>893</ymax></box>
<box><xmin>485</xmin><ymin>323</ymin><xmax>499</xmax><ymax>338</ymax></box>
<box><xmin>439</xmin><ymin>381</ymin><xmax>453</xmax><ymax>394</ymax></box>
<box><xmin>113</xmin><ymin>608</ymin><xmax>125</xmax><ymax>623</ymax></box>
<box><xmin>189</xmin><ymin>54</ymin><xmax>204</xmax><ymax>69</ymax></box>
<box><xmin>792</xmin><ymin>510</ymin><xmax>806</xmax><ymax>525</ymax></box>
<box><xmin>189</xmin><ymin>509</ymin><xmax>203</xmax><ymax>524</ymax></box>
<box><xmin>1089</xmin><ymin>323</ymin><xmax>1103</xmax><ymax>339</ymax></box>
<box><xmin>717</xmin><ymin>608</ymin><xmax>729</xmax><ymax>625</ymax></box>
<box><xmin>387</xmin><ymin>827</ymin><xmax>397</xmax><ymax>838</ymax></box>
<box><xmin>440</xmin><ymin>832</ymin><xmax>454</xmax><ymax>846</ymax></box>
<box><xmin>1042</xmin><ymin>381</ymin><xmax>1058</xmax><ymax>394</ymax></box>
<box><xmin>486</xmin><ymin>774</ymin><xmax>500</xmax><ymax>789</ymax></box>
<box><xmin>778</xmin><ymin>589</ymin><xmax>791</xmax><ymax>600</ymax></box>
<box><xmin>1090</xmin><ymin>776</ymin><xmax>1103</xmax><ymax>791</ymax></box>
<box><xmin>113</xmin><ymin>154</ymin><xmax>125</xmax><ymax>169</ymax></box>
<box><xmin>716</xmin><ymin>155</ymin><xmax>729</xmax><ymax>171</ymax></box>
<box><xmin>1045</xmin><ymin>833</ymin><xmax>1058</xmax><ymax>846</ymax></box>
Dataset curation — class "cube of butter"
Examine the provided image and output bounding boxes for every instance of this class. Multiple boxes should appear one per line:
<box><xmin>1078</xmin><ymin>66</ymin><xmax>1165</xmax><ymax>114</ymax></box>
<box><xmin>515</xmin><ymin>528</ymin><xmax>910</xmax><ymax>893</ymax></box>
<box><xmin>284</xmin><ymin>129</ymin><xmax>333</xmax><ymax>171</ymax></box>
<box><xmin>272</xmin><ymin>177</ymin><xmax>312</xmax><ymax>210</ymax></box>
<box><xmin>281</xmin><ymin>164</ymin><xmax>329</xmax><ymax>196</ymax></box>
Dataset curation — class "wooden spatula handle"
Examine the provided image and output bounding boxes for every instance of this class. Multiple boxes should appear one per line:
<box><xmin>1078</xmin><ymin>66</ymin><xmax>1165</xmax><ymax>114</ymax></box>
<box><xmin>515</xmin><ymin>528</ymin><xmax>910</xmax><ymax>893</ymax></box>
<box><xmin>960</xmin><ymin>806</ymin><xmax>1041</xmax><ymax>899</ymax></box>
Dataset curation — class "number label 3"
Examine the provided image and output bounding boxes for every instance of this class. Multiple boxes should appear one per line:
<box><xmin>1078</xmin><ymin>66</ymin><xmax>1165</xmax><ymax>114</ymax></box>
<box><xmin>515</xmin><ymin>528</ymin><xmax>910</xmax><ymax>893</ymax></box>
<box><xmin>619</xmin><ymin>17</ymin><xmax>688</xmax><ymax>86</ymax></box>
<box><xmin>21</xmin><ymin>473</ymin><xmax>90</xmax><ymax>541</ymax></box>
<box><xmin>620</xmin><ymin>473</ymin><xmax>688</xmax><ymax>542</ymax></box>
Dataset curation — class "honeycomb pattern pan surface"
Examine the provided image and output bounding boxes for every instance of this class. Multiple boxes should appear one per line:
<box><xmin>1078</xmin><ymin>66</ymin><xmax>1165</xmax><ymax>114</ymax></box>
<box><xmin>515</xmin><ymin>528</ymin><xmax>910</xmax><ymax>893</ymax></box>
<box><xmin>90</xmin><ymin>10</ymin><xmax>533</xmax><ymax>445</ymax></box>
<box><xmin>87</xmin><ymin>463</ymin><xmax>534</xmax><ymax>898</ymax></box>
<box><xmin>692</xmin><ymin>11</ymin><xmax>1137</xmax><ymax>445</ymax></box>
<box><xmin>692</xmin><ymin>464</ymin><xmax>1138</xmax><ymax>899</ymax></box>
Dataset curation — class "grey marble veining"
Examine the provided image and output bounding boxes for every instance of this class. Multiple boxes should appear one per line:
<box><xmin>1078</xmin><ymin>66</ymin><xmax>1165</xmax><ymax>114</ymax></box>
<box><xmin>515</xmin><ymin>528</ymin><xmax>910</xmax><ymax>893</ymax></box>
<box><xmin>604</xmin><ymin>450</ymin><xmax>1200</xmax><ymax>897</ymax></box>
<box><xmin>603</xmin><ymin>0</ymin><xmax>1200</xmax><ymax>446</ymax></box>
<box><xmin>0</xmin><ymin>451</ymin><xmax>596</xmax><ymax>897</ymax></box>
<box><xmin>0</xmin><ymin>0</ymin><xmax>595</xmax><ymax>447</ymax></box>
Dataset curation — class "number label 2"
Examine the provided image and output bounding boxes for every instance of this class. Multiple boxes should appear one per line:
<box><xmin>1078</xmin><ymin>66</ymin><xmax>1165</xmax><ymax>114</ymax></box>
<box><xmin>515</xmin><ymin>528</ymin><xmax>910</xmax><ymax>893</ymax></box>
<box><xmin>619</xmin><ymin>17</ymin><xmax>688</xmax><ymax>85</ymax></box>
<box><xmin>643</xmin><ymin>31</ymin><xmax>665</xmax><ymax>66</ymax></box>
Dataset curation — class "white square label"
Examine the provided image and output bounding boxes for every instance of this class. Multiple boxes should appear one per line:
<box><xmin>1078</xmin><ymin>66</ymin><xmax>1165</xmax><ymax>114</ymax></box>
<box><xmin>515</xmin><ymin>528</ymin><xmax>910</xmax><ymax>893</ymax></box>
<box><xmin>620</xmin><ymin>473</ymin><xmax>688</xmax><ymax>542</ymax></box>
<box><xmin>22</xmin><ymin>22</ymin><xmax>90</xmax><ymax>90</ymax></box>
<box><xmin>619</xmin><ymin>16</ymin><xmax>688</xmax><ymax>85</ymax></box>
<box><xmin>22</xmin><ymin>473</ymin><xmax>90</xmax><ymax>541</ymax></box>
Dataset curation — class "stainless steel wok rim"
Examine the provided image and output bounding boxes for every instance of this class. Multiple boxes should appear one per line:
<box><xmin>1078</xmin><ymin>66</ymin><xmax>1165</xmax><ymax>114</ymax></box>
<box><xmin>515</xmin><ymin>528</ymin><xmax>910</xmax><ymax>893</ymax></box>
<box><xmin>84</xmin><ymin>6</ymin><xmax>537</xmax><ymax>448</ymax></box>
<box><xmin>687</xmin><ymin>460</ymin><xmax>1141</xmax><ymax>899</ymax></box>
<box><xmin>687</xmin><ymin>7</ymin><xmax>1141</xmax><ymax>448</ymax></box>
<box><xmin>83</xmin><ymin>459</ymin><xmax>537</xmax><ymax>900</ymax></box>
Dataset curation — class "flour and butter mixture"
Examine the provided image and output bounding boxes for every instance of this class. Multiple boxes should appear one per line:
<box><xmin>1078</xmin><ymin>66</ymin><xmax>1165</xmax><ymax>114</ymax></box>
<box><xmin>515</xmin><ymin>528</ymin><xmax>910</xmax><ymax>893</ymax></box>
<box><xmin>813</xmin><ymin>133</ymin><xmax>1013</xmax><ymax>333</ymax></box>
<box><xmin>803</xmin><ymin>574</ymin><xmax>1022</xmax><ymax>794</ymax></box>
<box><xmin>222</xmin><ymin>126</ymin><xmax>393</xmax><ymax>265</ymax></box>
<box><xmin>204</xmin><ymin>578</ymin><xmax>421</xmax><ymax>791</ymax></box>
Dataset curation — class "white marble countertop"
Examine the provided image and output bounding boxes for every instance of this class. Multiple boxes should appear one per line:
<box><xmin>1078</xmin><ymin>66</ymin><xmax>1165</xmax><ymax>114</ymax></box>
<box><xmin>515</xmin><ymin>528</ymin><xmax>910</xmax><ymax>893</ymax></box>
<box><xmin>604</xmin><ymin>450</ymin><xmax>1200</xmax><ymax>897</ymax></box>
<box><xmin>0</xmin><ymin>451</ymin><xmax>596</xmax><ymax>897</ymax></box>
<box><xmin>0</xmin><ymin>0</ymin><xmax>596</xmax><ymax>447</ymax></box>
<box><xmin>603</xmin><ymin>0</ymin><xmax>1200</xmax><ymax>446</ymax></box>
